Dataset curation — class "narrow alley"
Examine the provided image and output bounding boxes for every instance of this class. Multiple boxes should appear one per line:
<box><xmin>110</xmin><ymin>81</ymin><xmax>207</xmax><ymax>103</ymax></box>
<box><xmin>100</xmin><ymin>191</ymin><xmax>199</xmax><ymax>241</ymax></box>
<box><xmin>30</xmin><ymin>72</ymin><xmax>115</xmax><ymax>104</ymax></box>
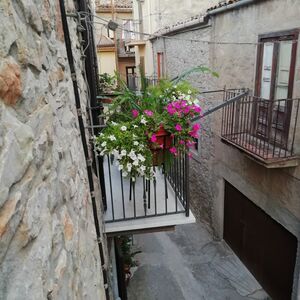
<box><xmin>128</xmin><ymin>223</ymin><xmax>270</xmax><ymax>300</ymax></box>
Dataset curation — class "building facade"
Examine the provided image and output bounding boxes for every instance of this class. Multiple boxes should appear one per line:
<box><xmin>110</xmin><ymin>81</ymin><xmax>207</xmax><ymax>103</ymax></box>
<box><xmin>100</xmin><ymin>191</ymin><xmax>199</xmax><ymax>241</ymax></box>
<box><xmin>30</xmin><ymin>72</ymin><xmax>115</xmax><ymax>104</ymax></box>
<box><xmin>95</xmin><ymin>0</ymin><xmax>136</xmax><ymax>85</ymax></box>
<box><xmin>151</xmin><ymin>0</ymin><xmax>300</xmax><ymax>299</ymax></box>
<box><xmin>130</xmin><ymin>0</ymin><xmax>220</xmax><ymax>78</ymax></box>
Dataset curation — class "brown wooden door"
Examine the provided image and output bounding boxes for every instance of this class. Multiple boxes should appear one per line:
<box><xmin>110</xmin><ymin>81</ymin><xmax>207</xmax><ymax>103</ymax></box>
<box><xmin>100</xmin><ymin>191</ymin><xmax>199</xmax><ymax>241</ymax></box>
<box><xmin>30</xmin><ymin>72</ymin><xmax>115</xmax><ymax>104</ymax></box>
<box><xmin>224</xmin><ymin>182</ymin><xmax>297</xmax><ymax>300</ymax></box>
<box><xmin>255</xmin><ymin>30</ymin><xmax>298</xmax><ymax>147</ymax></box>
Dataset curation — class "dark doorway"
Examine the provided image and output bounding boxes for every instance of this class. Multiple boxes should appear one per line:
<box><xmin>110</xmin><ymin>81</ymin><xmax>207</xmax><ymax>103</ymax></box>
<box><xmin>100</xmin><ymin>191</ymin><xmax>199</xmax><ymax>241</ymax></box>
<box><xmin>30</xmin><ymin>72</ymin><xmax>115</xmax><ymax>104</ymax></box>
<box><xmin>224</xmin><ymin>181</ymin><xmax>297</xmax><ymax>300</ymax></box>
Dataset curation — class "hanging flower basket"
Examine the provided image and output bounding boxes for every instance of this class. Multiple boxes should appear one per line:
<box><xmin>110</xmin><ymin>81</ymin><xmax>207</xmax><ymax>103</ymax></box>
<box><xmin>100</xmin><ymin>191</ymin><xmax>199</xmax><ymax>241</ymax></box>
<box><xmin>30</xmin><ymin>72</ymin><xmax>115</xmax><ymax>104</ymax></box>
<box><xmin>94</xmin><ymin>78</ymin><xmax>207</xmax><ymax>180</ymax></box>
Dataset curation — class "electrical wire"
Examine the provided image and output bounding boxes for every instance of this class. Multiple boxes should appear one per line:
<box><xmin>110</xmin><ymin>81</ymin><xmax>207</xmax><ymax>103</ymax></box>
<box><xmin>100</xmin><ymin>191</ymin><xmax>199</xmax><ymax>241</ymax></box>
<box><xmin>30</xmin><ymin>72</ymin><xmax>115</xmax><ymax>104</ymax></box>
<box><xmin>78</xmin><ymin>11</ymin><xmax>299</xmax><ymax>46</ymax></box>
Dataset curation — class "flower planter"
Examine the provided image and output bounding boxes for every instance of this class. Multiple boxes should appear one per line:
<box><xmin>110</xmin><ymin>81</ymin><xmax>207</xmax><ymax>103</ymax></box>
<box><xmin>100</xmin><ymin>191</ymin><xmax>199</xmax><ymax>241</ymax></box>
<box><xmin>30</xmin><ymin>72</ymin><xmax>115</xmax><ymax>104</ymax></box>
<box><xmin>155</xmin><ymin>125</ymin><xmax>172</xmax><ymax>149</ymax></box>
<box><xmin>149</xmin><ymin>125</ymin><xmax>172</xmax><ymax>166</ymax></box>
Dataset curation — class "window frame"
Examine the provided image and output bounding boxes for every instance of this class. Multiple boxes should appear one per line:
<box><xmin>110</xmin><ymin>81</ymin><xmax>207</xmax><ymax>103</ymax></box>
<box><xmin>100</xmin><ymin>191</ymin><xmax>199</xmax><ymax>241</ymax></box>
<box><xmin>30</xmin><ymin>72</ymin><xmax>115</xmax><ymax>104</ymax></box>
<box><xmin>254</xmin><ymin>29</ymin><xmax>299</xmax><ymax>145</ymax></box>
<box><xmin>255</xmin><ymin>29</ymin><xmax>299</xmax><ymax>100</ymax></box>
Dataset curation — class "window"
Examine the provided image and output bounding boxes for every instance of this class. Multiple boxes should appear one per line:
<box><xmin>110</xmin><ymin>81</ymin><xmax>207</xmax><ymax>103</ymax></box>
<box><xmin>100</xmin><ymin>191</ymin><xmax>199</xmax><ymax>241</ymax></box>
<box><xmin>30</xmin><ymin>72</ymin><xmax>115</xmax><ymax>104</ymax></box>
<box><xmin>257</xmin><ymin>31</ymin><xmax>297</xmax><ymax>100</ymax></box>
<box><xmin>255</xmin><ymin>29</ymin><xmax>298</xmax><ymax>145</ymax></box>
<box><xmin>157</xmin><ymin>52</ymin><xmax>165</xmax><ymax>79</ymax></box>
<box><xmin>122</xmin><ymin>20</ymin><xmax>135</xmax><ymax>40</ymax></box>
<box><xmin>107</xmin><ymin>27</ymin><xmax>114</xmax><ymax>39</ymax></box>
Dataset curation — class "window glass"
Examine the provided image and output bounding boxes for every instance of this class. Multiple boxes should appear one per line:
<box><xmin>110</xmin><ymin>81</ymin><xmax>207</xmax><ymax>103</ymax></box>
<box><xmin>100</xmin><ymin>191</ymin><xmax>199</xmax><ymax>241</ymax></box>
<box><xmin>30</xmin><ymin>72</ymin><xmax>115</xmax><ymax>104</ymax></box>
<box><xmin>260</xmin><ymin>42</ymin><xmax>274</xmax><ymax>100</ymax></box>
<box><xmin>275</xmin><ymin>41</ymin><xmax>293</xmax><ymax>101</ymax></box>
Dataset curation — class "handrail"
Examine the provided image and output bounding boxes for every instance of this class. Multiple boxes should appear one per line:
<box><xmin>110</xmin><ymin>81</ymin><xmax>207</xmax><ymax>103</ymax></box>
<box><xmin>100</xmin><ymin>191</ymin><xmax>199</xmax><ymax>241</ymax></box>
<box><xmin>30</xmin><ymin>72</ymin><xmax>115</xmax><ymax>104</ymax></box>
<box><xmin>192</xmin><ymin>89</ymin><xmax>249</xmax><ymax>122</ymax></box>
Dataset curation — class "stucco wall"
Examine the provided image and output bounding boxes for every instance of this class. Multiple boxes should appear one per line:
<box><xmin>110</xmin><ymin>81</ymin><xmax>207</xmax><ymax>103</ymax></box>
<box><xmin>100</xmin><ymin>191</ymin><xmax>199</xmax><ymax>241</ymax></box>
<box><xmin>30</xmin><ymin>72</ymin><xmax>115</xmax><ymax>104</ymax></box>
<box><xmin>98</xmin><ymin>50</ymin><xmax>117</xmax><ymax>75</ymax></box>
<box><xmin>0</xmin><ymin>1</ymin><xmax>107</xmax><ymax>299</ymax></box>
<box><xmin>152</xmin><ymin>0</ymin><xmax>300</xmax><ymax>297</ymax></box>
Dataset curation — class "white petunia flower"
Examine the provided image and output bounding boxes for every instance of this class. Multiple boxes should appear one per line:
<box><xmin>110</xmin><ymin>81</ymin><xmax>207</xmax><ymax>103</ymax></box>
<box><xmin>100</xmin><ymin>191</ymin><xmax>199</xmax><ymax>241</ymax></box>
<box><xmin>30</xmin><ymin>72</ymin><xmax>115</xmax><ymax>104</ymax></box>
<box><xmin>118</xmin><ymin>164</ymin><xmax>123</xmax><ymax>171</ymax></box>
<box><xmin>120</xmin><ymin>126</ymin><xmax>127</xmax><ymax>131</ymax></box>
<box><xmin>101</xmin><ymin>141</ymin><xmax>107</xmax><ymax>147</ymax></box>
<box><xmin>127</xmin><ymin>163</ymin><xmax>132</xmax><ymax>172</ymax></box>
<box><xmin>112</xmin><ymin>149</ymin><xmax>120</xmax><ymax>159</ymax></box>
<box><xmin>133</xmin><ymin>160</ymin><xmax>139</xmax><ymax>166</ymax></box>
<box><xmin>120</xmin><ymin>150</ymin><xmax>127</xmax><ymax>156</ymax></box>
<box><xmin>111</xmin><ymin>121</ymin><xmax>118</xmax><ymax>126</ymax></box>
<box><xmin>109</xmin><ymin>135</ymin><xmax>116</xmax><ymax>141</ymax></box>
<box><xmin>137</xmin><ymin>154</ymin><xmax>145</xmax><ymax>162</ymax></box>
<box><xmin>122</xmin><ymin>171</ymin><xmax>128</xmax><ymax>177</ymax></box>
<box><xmin>133</xmin><ymin>125</ymin><xmax>138</xmax><ymax>128</ymax></box>
<box><xmin>133</xmin><ymin>141</ymin><xmax>139</xmax><ymax>146</ymax></box>
<box><xmin>140</xmin><ymin>117</ymin><xmax>147</xmax><ymax>125</ymax></box>
<box><xmin>140</xmin><ymin>165</ymin><xmax>146</xmax><ymax>171</ymax></box>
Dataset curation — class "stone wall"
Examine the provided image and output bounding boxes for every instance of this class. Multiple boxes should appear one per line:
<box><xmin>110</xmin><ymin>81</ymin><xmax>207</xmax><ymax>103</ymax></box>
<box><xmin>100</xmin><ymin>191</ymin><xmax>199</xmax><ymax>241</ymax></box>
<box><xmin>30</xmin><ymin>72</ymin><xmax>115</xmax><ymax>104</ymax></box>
<box><xmin>0</xmin><ymin>1</ymin><xmax>107</xmax><ymax>299</ymax></box>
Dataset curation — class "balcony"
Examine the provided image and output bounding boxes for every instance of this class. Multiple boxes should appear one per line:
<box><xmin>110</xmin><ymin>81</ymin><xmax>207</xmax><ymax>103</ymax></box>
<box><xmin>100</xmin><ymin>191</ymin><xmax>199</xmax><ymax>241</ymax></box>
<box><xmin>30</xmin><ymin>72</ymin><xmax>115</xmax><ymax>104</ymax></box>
<box><xmin>100</xmin><ymin>153</ymin><xmax>195</xmax><ymax>235</ymax></box>
<box><xmin>221</xmin><ymin>90</ymin><xmax>300</xmax><ymax>168</ymax></box>
<box><xmin>126</xmin><ymin>75</ymin><xmax>158</xmax><ymax>92</ymax></box>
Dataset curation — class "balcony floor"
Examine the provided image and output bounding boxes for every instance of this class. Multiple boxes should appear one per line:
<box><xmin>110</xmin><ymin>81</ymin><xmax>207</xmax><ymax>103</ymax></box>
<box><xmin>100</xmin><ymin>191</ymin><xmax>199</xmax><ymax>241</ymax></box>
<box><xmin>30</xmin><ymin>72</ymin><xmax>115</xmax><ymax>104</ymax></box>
<box><xmin>222</xmin><ymin>133</ymin><xmax>299</xmax><ymax>168</ymax></box>
<box><xmin>102</xmin><ymin>157</ymin><xmax>195</xmax><ymax>234</ymax></box>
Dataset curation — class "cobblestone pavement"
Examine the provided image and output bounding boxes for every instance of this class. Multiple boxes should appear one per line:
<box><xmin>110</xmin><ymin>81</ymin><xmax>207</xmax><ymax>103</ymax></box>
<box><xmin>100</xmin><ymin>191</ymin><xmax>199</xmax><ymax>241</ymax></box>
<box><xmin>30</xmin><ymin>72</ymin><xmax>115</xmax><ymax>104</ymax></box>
<box><xmin>127</xmin><ymin>223</ymin><xmax>270</xmax><ymax>300</ymax></box>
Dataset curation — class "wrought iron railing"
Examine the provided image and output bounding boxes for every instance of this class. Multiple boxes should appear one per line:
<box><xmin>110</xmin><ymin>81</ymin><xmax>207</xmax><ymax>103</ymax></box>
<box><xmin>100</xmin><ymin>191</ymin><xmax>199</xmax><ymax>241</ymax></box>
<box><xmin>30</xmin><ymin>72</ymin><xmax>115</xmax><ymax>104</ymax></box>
<box><xmin>221</xmin><ymin>90</ymin><xmax>300</xmax><ymax>161</ymax></box>
<box><xmin>126</xmin><ymin>75</ymin><xmax>159</xmax><ymax>91</ymax></box>
<box><xmin>101</xmin><ymin>152</ymin><xmax>190</xmax><ymax>223</ymax></box>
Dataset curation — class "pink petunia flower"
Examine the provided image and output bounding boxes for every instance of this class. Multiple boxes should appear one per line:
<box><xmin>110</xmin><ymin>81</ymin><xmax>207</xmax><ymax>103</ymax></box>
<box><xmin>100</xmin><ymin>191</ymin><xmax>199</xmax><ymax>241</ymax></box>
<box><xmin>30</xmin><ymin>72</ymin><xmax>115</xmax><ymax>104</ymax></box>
<box><xmin>169</xmin><ymin>147</ymin><xmax>177</xmax><ymax>155</ymax></box>
<box><xmin>144</xmin><ymin>110</ymin><xmax>154</xmax><ymax>117</ymax></box>
<box><xmin>179</xmin><ymin>140</ymin><xmax>185</xmax><ymax>145</ymax></box>
<box><xmin>150</xmin><ymin>134</ymin><xmax>157</xmax><ymax>143</ymax></box>
<box><xmin>166</xmin><ymin>105</ymin><xmax>176</xmax><ymax>115</ymax></box>
<box><xmin>175</xmin><ymin>124</ymin><xmax>182</xmax><ymax>131</ymax></box>
<box><xmin>188</xmin><ymin>152</ymin><xmax>193</xmax><ymax>159</ymax></box>
<box><xmin>186</xmin><ymin>140</ymin><xmax>196</xmax><ymax>148</ymax></box>
<box><xmin>192</xmin><ymin>123</ymin><xmax>201</xmax><ymax>132</ymax></box>
<box><xmin>189</xmin><ymin>131</ymin><xmax>199</xmax><ymax>138</ymax></box>
<box><xmin>132</xmin><ymin>109</ymin><xmax>139</xmax><ymax>118</ymax></box>
<box><xmin>183</xmin><ymin>106</ymin><xmax>191</xmax><ymax>114</ymax></box>
<box><xmin>193</xmin><ymin>105</ymin><xmax>201</xmax><ymax>113</ymax></box>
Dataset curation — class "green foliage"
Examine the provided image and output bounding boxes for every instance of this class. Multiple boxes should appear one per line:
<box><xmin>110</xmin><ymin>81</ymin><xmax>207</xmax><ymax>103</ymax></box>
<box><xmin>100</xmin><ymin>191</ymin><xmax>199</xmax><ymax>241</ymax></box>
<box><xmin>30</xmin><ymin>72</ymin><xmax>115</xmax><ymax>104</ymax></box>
<box><xmin>119</xmin><ymin>236</ymin><xmax>141</xmax><ymax>267</ymax></box>
<box><xmin>98</xmin><ymin>73</ymin><xmax>116</xmax><ymax>94</ymax></box>
<box><xmin>171</xmin><ymin>65</ymin><xmax>219</xmax><ymax>84</ymax></box>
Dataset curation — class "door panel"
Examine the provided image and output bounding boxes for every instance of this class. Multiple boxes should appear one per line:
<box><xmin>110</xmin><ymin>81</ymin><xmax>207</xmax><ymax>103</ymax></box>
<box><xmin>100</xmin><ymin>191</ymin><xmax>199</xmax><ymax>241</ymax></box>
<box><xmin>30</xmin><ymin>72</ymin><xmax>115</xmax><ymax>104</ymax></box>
<box><xmin>224</xmin><ymin>182</ymin><xmax>297</xmax><ymax>300</ymax></box>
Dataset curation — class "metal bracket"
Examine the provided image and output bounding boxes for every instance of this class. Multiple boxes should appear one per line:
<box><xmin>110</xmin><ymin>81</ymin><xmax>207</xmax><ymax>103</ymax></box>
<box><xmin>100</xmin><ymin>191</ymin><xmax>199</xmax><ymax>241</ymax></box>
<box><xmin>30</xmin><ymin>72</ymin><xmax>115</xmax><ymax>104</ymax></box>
<box><xmin>86</xmin><ymin>159</ymin><xmax>93</xmax><ymax>167</ymax></box>
<box><xmin>66</xmin><ymin>12</ymin><xmax>78</xmax><ymax>18</ymax></box>
<box><xmin>71</xmin><ymin>72</ymin><xmax>77</xmax><ymax>81</ymax></box>
<box><xmin>77</xmin><ymin>108</ymin><xmax>82</xmax><ymax>116</ymax></box>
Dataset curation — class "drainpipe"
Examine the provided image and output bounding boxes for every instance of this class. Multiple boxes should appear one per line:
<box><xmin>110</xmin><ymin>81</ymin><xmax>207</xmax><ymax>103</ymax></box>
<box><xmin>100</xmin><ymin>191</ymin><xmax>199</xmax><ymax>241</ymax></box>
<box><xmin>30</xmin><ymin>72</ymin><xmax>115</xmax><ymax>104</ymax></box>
<box><xmin>77</xmin><ymin>0</ymin><xmax>107</xmax><ymax>210</ymax></box>
<box><xmin>207</xmin><ymin>0</ymin><xmax>258</xmax><ymax>16</ymax></box>
<box><xmin>137</xmin><ymin>0</ymin><xmax>144</xmax><ymax>40</ymax></box>
<box><xmin>59</xmin><ymin>1</ymin><xmax>109</xmax><ymax>299</ymax></box>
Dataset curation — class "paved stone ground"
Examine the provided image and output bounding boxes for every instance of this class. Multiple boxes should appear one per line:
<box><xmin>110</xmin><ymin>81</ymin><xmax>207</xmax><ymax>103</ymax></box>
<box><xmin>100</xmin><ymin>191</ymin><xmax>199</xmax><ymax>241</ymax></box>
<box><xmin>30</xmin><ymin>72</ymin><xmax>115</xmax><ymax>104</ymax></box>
<box><xmin>127</xmin><ymin>223</ymin><xmax>270</xmax><ymax>300</ymax></box>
